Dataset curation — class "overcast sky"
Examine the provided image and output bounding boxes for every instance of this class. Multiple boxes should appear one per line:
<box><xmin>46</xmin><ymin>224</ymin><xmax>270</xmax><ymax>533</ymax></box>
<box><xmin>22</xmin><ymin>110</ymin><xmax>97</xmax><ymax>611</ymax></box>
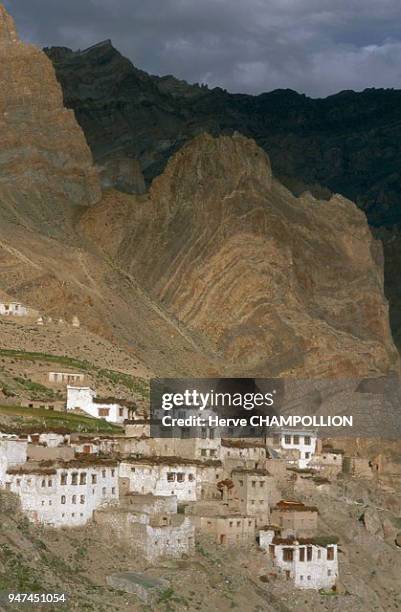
<box><xmin>5</xmin><ymin>0</ymin><xmax>401</xmax><ymax>97</ymax></box>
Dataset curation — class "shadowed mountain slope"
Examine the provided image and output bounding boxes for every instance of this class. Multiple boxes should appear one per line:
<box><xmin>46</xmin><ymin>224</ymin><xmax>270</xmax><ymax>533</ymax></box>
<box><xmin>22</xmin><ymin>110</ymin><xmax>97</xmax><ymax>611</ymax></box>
<box><xmin>44</xmin><ymin>42</ymin><xmax>401</xmax><ymax>347</ymax></box>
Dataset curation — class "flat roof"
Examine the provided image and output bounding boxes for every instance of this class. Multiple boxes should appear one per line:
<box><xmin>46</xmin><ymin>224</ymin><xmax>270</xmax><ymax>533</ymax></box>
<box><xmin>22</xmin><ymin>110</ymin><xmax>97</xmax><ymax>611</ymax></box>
<box><xmin>122</xmin><ymin>455</ymin><xmax>222</xmax><ymax>468</ymax></box>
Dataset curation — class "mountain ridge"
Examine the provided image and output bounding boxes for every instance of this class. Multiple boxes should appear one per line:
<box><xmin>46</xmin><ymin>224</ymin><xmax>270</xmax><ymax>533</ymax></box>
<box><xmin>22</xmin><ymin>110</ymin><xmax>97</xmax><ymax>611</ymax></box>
<box><xmin>44</xmin><ymin>40</ymin><xmax>401</xmax><ymax>348</ymax></box>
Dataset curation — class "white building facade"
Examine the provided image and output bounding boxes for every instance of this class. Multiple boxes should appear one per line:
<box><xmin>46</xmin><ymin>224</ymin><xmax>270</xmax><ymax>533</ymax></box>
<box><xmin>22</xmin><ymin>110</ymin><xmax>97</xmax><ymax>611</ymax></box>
<box><xmin>262</xmin><ymin>532</ymin><xmax>338</xmax><ymax>590</ymax></box>
<box><xmin>66</xmin><ymin>386</ymin><xmax>134</xmax><ymax>423</ymax></box>
<box><xmin>277</xmin><ymin>430</ymin><xmax>317</xmax><ymax>469</ymax></box>
<box><xmin>119</xmin><ymin>459</ymin><xmax>198</xmax><ymax>502</ymax></box>
<box><xmin>49</xmin><ymin>372</ymin><xmax>85</xmax><ymax>385</ymax></box>
<box><xmin>0</xmin><ymin>438</ymin><xmax>28</xmax><ymax>485</ymax></box>
<box><xmin>0</xmin><ymin>302</ymin><xmax>29</xmax><ymax>316</ymax></box>
<box><xmin>5</xmin><ymin>461</ymin><xmax>119</xmax><ymax>527</ymax></box>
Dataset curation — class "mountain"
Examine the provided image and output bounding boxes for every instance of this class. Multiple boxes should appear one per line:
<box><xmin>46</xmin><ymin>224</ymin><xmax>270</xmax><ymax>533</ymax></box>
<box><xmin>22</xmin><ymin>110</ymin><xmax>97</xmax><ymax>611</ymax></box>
<box><xmin>0</xmin><ymin>5</ymin><xmax>398</xmax><ymax>380</ymax></box>
<box><xmin>44</xmin><ymin>41</ymin><xmax>401</xmax><ymax>347</ymax></box>
<box><xmin>80</xmin><ymin>133</ymin><xmax>399</xmax><ymax>377</ymax></box>
<box><xmin>0</xmin><ymin>7</ymin><xmax>100</xmax><ymax>236</ymax></box>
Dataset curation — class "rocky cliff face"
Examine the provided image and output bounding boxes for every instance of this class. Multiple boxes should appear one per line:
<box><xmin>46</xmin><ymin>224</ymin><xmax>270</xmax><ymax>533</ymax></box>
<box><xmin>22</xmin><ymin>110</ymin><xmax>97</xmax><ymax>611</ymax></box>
<box><xmin>44</xmin><ymin>42</ymin><xmax>401</xmax><ymax>346</ymax></box>
<box><xmin>0</xmin><ymin>7</ymin><xmax>100</xmax><ymax>233</ymax></box>
<box><xmin>0</xmin><ymin>5</ymin><xmax>399</xmax><ymax>378</ymax></box>
<box><xmin>80</xmin><ymin>134</ymin><xmax>400</xmax><ymax>377</ymax></box>
<box><xmin>45</xmin><ymin>41</ymin><xmax>401</xmax><ymax>226</ymax></box>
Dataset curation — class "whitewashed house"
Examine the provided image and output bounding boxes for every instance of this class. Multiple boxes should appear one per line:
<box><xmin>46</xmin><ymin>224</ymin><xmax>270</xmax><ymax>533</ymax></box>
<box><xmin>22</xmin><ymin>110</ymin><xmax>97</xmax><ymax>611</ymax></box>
<box><xmin>49</xmin><ymin>372</ymin><xmax>85</xmax><ymax>385</ymax></box>
<box><xmin>66</xmin><ymin>386</ymin><xmax>135</xmax><ymax>423</ymax></box>
<box><xmin>0</xmin><ymin>301</ymin><xmax>29</xmax><ymax>317</ymax></box>
<box><xmin>95</xmin><ymin>494</ymin><xmax>195</xmax><ymax>562</ymax></box>
<box><xmin>119</xmin><ymin>457</ymin><xmax>200</xmax><ymax>502</ymax></box>
<box><xmin>260</xmin><ymin>530</ymin><xmax>339</xmax><ymax>590</ymax></box>
<box><xmin>0</xmin><ymin>438</ymin><xmax>28</xmax><ymax>486</ymax></box>
<box><xmin>5</xmin><ymin>459</ymin><xmax>119</xmax><ymax>527</ymax></box>
<box><xmin>274</xmin><ymin>430</ymin><xmax>317</xmax><ymax>469</ymax></box>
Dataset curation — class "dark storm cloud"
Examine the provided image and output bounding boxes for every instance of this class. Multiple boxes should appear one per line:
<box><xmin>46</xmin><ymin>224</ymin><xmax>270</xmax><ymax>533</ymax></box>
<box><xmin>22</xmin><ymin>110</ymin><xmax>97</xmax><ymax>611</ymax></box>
<box><xmin>4</xmin><ymin>0</ymin><xmax>401</xmax><ymax>97</ymax></box>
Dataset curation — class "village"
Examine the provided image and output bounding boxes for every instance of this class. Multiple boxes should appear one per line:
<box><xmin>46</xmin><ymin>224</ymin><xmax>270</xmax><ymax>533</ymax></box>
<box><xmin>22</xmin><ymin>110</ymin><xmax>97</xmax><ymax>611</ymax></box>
<box><xmin>0</xmin><ymin>399</ymin><xmax>343</xmax><ymax>592</ymax></box>
<box><xmin>1</xmin><ymin>299</ymin><xmax>401</xmax><ymax>606</ymax></box>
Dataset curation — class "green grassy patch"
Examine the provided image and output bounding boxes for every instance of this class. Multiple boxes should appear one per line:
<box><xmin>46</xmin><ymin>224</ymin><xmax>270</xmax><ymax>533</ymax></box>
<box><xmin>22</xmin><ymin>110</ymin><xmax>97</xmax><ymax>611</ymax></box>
<box><xmin>0</xmin><ymin>405</ymin><xmax>123</xmax><ymax>434</ymax></box>
<box><xmin>12</xmin><ymin>376</ymin><xmax>59</xmax><ymax>400</ymax></box>
<box><xmin>0</xmin><ymin>349</ymin><xmax>149</xmax><ymax>399</ymax></box>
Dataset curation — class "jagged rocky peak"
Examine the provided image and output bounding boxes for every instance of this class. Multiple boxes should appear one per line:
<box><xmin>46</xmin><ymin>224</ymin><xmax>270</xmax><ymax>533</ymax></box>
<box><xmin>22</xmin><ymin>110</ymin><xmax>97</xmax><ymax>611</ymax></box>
<box><xmin>0</xmin><ymin>4</ymin><xmax>101</xmax><ymax>231</ymax></box>
<box><xmin>150</xmin><ymin>132</ymin><xmax>272</xmax><ymax>207</ymax></box>
<box><xmin>0</xmin><ymin>4</ymin><xmax>18</xmax><ymax>45</ymax></box>
<box><xmin>81</xmin><ymin>133</ymin><xmax>400</xmax><ymax>376</ymax></box>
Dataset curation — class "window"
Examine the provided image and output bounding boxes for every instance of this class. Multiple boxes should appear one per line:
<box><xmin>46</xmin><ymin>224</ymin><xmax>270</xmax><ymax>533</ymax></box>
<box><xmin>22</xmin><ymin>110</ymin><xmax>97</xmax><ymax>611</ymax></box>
<box><xmin>293</xmin><ymin>435</ymin><xmax>299</xmax><ymax>444</ymax></box>
<box><xmin>283</xmin><ymin>548</ymin><xmax>293</xmax><ymax>562</ymax></box>
<box><xmin>209</xmin><ymin>429</ymin><xmax>215</xmax><ymax>439</ymax></box>
<box><xmin>284</xmin><ymin>435</ymin><xmax>291</xmax><ymax>444</ymax></box>
<box><xmin>237</xmin><ymin>521</ymin><xmax>241</xmax><ymax>527</ymax></box>
<box><xmin>251</xmin><ymin>500</ymin><xmax>255</xmax><ymax>505</ymax></box>
<box><xmin>60</xmin><ymin>473</ymin><xmax>67</xmax><ymax>486</ymax></box>
<box><xmin>307</xmin><ymin>546</ymin><xmax>312</xmax><ymax>561</ymax></box>
<box><xmin>48</xmin><ymin>479</ymin><xmax>52</xmax><ymax>487</ymax></box>
<box><xmin>112</xmin><ymin>487</ymin><xmax>115</xmax><ymax>495</ymax></box>
<box><xmin>304</xmin><ymin>436</ymin><xmax>311</xmax><ymax>445</ymax></box>
<box><xmin>98</xmin><ymin>408</ymin><xmax>110</xmax><ymax>417</ymax></box>
<box><xmin>177</xmin><ymin>473</ymin><xmax>184</xmax><ymax>482</ymax></box>
<box><xmin>91</xmin><ymin>474</ymin><xmax>97</xmax><ymax>484</ymax></box>
<box><xmin>327</xmin><ymin>546</ymin><xmax>335</xmax><ymax>561</ymax></box>
<box><xmin>71</xmin><ymin>473</ymin><xmax>78</xmax><ymax>485</ymax></box>
<box><xmin>188</xmin><ymin>474</ymin><xmax>194</xmax><ymax>481</ymax></box>
<box><xmin>201</xmin><ymin>428</ymin><xmax>207</xmax><ymax>439</ymax></box>
<box><xmin>41</xmin><ymin>479</ymin><xmax>46</xmax><ymax>488</ymax></box>
<box><xmin>111</xmin><ymin>469</ymin><xmax>115</xmax><ymax>477</ymax></box>
<box><xmin>102</xmin><ymin>470</ymin><xmax>106</xmax><ymax>478</ymax></box>
<box><xmin>317</xmin><ymin>549</ymin><xmax>321</xmax><ymax>559</ymax></box>
<box><xmin>61</xmin><ymin>495</ymin><xmax>66</xmax><ymax>504</ymax></box>
<box><xmin>328</xmin><ymin>570</ymin><xmax>332</xmax><ymax>576</ymax></box>
<box><xmin>299</xmin><ymin>547</ymin><xmax>305</xmax><ymax>562</ymax></box>
<box><xmin>181</xmin><ymin>427</ymin><xmax>190</xmax><ymax>439</ymax></box>
<box><xmin>307</xmin><ymin>576</ymin><xmax>311</xmax><ymax>581</ymax></box>
<box><xmin>167</xmin><ymin>472</ymin><xmax>175</xmax><ymax>482</ymax></box>
<box><xmin>79</xmin><ymin>473</ymin><xmax>87</xmax><ymax>485</ymax></box>
<box><xmin>210</xmin><ymin>449</ymin><xmax>217</xmax><ymax>457</ymax></box>
<box><xmin>305</xmin><ymin>452</ymin><xmax>310</xmax><ymax>459</ymax></box>
<box><xmin>16</xmin><ymin>479</ymin><xmax>21</xmax><ymax>487</ymax></box>
<box><xmin>252</xmin><ymin>481</ymin><xmax>256</xmax><ymax>488</ymax></box>
<box><xmin>80</xmin><ymin>495</ymin><xmax>85</xmax><ymax>504</ymax></box>
<box><xmin>239</xmin><ymin>480</ymin><xmax>243</xmax><ymax>487</ymax></box>
<box><xmin>229</xmin><ymin>521</ymin><xmax>233</xmax><ymax>527</ymax></box>
<box><xmin>102</xmin><ymin>487</ymin><xmax>106</xmax><ymax>496</ymax></box>
<box><xmin>201</xmin><ymin>449</ymin><xmax>207</xmax><ymax>457</ymax></box>
<box><xmin>260</xmin><ymin>481</ymin><xmax>264</xmax><ymax>488</ymax></box>
<box><xmin>119</xmin><ymin>407</ymin><xmax>124</xmax><ymax>417</ymax></box>
<box><xmin>72</xmin><ymin>495</ymin><xmax>77</xmax><ymax>504</ymax></box>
